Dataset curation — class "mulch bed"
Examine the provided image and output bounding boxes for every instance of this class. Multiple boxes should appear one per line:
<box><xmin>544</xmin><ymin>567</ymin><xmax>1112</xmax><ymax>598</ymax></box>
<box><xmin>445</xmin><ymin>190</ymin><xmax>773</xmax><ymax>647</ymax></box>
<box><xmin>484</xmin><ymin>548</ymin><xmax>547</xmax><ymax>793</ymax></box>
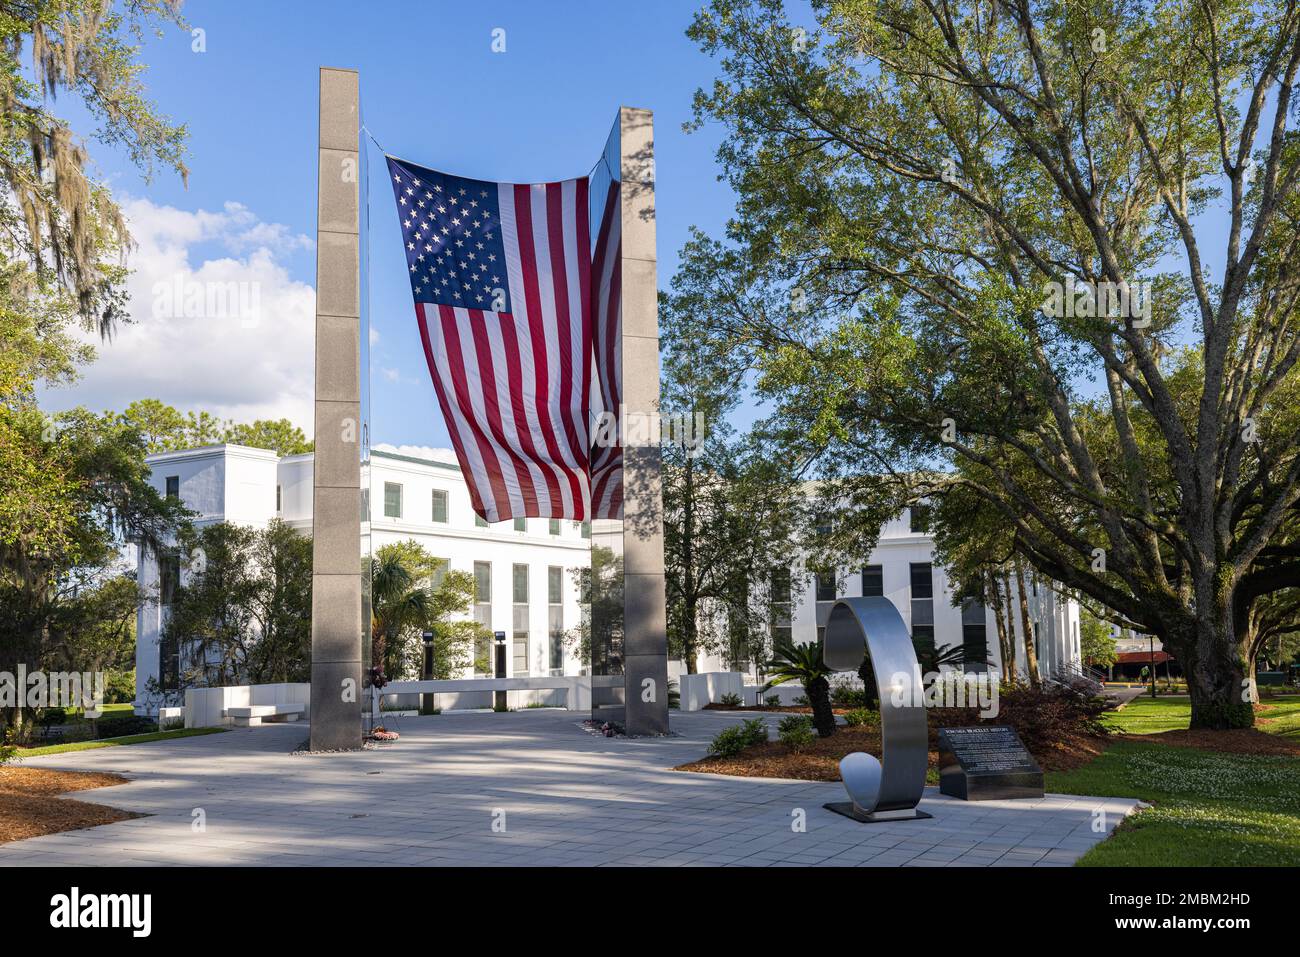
<box><xmin>675</xmin><ymin>721</ymin><xmax>1107</xmax><ymax>782</ymax></box>
<box><xmin>0</xmin><ymin>767</ymin><xmax>139</xmax><ymax>845</ymax></box>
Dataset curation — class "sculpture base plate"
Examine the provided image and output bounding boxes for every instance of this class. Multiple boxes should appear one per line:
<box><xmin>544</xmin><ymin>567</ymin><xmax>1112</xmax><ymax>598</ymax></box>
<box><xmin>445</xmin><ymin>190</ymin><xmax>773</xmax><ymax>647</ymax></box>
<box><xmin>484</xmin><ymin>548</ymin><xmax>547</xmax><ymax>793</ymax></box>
<box><xmin>823</xmin><ymin>802</ymin><xmax>932</xmax><ymax>824</ymax></box>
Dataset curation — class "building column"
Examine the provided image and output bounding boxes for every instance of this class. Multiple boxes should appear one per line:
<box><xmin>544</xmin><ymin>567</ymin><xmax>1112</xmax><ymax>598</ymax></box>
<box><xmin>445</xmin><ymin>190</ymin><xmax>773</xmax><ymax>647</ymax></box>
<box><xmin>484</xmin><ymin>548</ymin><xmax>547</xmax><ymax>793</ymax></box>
<box><xmin>309</xmin><ymin>67</ymin><xmax>363</xmax><ymax>751</ymax></box>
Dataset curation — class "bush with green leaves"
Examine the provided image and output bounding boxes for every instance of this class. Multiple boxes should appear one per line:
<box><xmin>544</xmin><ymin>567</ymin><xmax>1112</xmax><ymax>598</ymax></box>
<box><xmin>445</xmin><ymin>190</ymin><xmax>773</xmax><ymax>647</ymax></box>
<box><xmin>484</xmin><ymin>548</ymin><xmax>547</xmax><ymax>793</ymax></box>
<box><xmin>843</xmin><ymin>708</ymin><xmax>879</xmax><ymax>728</ymax></box>
<box><xmin>777</xmin><ymin>714</ymin><xmax>815</xmax><ymax>752</ymax></box>
<box><xmin>104</xmin><ymin>670</ymin><xmax>136</xmax><ymax>704</ymax></box>
<box><xmin>707</xmin><ymin>718</ymin><xmax>768</xmax><ymax>757</ymax></box>
<box><xmin>719</xmin><ymin>692</ymin><xmax>742</xmax><ymax>707</ymax></box>
<box><xmin>831</xmin><ymin>684</ymin><xmax>868</xmax><ymax>707</ymax></box>
<box><xmin>764</xmin><ymin>694</ymin><xmax>781</xmax><ymax>708</ymax></box>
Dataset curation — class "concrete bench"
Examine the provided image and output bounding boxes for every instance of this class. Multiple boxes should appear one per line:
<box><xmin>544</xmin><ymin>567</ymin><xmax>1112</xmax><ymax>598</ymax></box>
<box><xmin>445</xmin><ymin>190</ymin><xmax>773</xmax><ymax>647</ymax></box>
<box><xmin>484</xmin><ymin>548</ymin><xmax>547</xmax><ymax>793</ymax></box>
<box><xmin>225</xmin><ymin>703</ymin><xmax>305</xmax><ymax>727</ymax></box>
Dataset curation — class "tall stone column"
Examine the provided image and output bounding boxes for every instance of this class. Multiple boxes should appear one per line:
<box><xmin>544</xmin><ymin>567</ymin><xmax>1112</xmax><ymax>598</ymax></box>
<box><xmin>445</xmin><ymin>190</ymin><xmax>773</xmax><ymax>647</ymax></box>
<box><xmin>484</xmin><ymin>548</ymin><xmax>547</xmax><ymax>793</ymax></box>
<box><xmin>590</xmin><ymin>107</ymin><xmax>669</xmax><ymax>736</ymax></box>
<box><xmin>310</xmin><ymin>67</ymin><xmax>363</xmax><ymax>751</ymax></box>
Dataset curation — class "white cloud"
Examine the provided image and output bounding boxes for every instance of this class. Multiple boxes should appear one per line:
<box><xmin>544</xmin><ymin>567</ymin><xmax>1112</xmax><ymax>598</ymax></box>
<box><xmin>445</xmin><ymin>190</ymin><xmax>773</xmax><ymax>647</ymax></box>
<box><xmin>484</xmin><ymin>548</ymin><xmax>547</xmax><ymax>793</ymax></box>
<box><xmin>372</xmin><ymin>443</ymin><xmax>460</xmax><ymax>466</ymax></box>
<box><xmin>40</xmin><ymin>198</ymin><xmax>317</xmax><ymax>428</ymax></box>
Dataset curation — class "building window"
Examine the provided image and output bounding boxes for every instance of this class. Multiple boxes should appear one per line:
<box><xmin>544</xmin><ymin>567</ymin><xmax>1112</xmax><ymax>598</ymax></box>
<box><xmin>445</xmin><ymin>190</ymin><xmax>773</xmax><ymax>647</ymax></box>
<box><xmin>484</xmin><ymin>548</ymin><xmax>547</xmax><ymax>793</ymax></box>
<box><xmin>861</xmin><ymin>564</ymin><xmax>883</xmax><ymax>597</ymax></box>
<box><xmin>770</xmin><ymin>568</ymin><xmax>793</xmax><ymax>647</ymax></box>
<box><xmin>431</xmin><ymin>489</ymin><xmax>448</xmax><ymax>523</ymax></box>
<box><xmin>815</xmin><ymin>573</ymin><xmax>836</xmax><ymax>603</ymax></box>
<box><xmin>514</xmin><ymin>517</ymin><xmax>526</xmax><ymax>532</ymax></box>
<box><xmin>430</xmin><ymin>558</ymin><xmax>448</xmax><ymax>590</ymax></box>
<box><xmin>512</xmin><ymin>563</ymin><xmax>529</xmax><ymax>676</ymax></box>
<box><xmin>548</xmin><ymin>566</ymin><xmax>564</xmax><ymax>674</ymax></box>
<box><xmin>910</xmin><ymin>562</ymin><xmax>935</xmax><ymax>651</ymax></box>
<box><xmin>909</xmin><ymin>503</ymin><xmax>931</xmax><ymax>534</ymax></box>
<box><xmin>158</xmin><ymin>549</ymin><xmax>182</xmax><ymax>690</ymax></box>
<box><xmin>383</xmin><ymin>482</ymin><xmax>402</xmax><ymax>519</ymax></box>
<box><xmin>473</xmin><ymin>561</ymin><xmax>492</xmax><ymax>674</ymax></box>
<box><xmin>549</xmin><ymin>518</ymin><xmax>561</xmax><ymax>536</ymax></box>
<box><xmin>961</xmin><ymin>598</ymin><xmax>988</xmax><ymax>673</ymax></box>
<box><xmin>276</xmin><ymin>484</ymin><xmax>282</xmax><ymax>512</ymax></box>
<box><xmin>475</xmin><ymin>514</ymin><xmax>489</xmax><ymax>528</ymax></box>
<box><xmin>165</xmin><ymin>475</ymin><xmax>180</xmax><ymax>499</ymax></box>
<box><xmin>580</xmin><ymin>520</ymin><xmax>590</xmax><ymax>539</ymax></box>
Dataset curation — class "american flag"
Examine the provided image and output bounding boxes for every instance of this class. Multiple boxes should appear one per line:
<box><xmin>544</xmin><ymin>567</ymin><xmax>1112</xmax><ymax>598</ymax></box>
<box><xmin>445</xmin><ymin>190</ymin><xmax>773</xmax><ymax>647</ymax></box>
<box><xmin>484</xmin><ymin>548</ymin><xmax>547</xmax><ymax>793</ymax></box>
<box><xmin>589</xmin><ymin>178</ymin><xmax>623</xmax><ymax>520</ymax></box>
<box><xmin>387</xmin><ymin>156</ymin><xmax>592</xmax><ymax>522</ymax></box>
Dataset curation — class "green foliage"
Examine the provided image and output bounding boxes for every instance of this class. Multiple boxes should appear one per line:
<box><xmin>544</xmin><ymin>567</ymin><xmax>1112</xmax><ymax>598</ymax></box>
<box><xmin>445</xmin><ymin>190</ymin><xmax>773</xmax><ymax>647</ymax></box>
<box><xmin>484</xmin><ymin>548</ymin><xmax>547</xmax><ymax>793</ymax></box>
<box><xmin>370</xmin><ymin>540</ymin><xmax>486</xmax><ymax>680</ymax></box>
<box><xmin>842</xmin><ymin>708</ymin><xmax>878</xmax><ymax>728</ymax></box>
<box><xmin>0</xmin><ymin>406</ymin><xmax>186</xmax><ymax>734</ymax></box>
<box><xmin>162</xmin><ymin>519</ymin><xmax>312</xmax><ymax>690</ymax></box>
<box><xmin>659</xmin><ymin>290</ymin><xmax>803</xmax><ymax>674</ymax></box>
<box><xmin>678</xmin><ymin>0</ymin><xmax>1300</xmax><ymax>729</ymax></box>
<box><xmin>117</xmin><ymin>399</ymin><xmax>311</xmax><ymax>455</ymax></box>
<box><xmin>719</xmin><ymin>692</ymin><xmax>742</xmax><ymax>707</ymax></box>
<box><xmin>707</xmin><ymin>717</ymin><xmax>769</xmax><ymax>757</ymax></box>
<box><xmin>1080</xmin><ymin>610</ymin><xmax>1118</xmax><ymax>668</ymax></box>
<box><xmin>0</xmin><ymin>730</ymin><xmax>17</xmax><ymax>765</ymax></box>
<box><xmin>776</xmin><ymin>713</ymin><xmax>815</xmax><ymax>751</ymax></box>
<box><xmin>763</xmin><ymin>640</ymin><xmax>837</xmax><ymax>737</ymax></box>
<box><xmin>830</xmin><ymin>683</ymin><xmax>867</xmax><ymax>707</ymax></box>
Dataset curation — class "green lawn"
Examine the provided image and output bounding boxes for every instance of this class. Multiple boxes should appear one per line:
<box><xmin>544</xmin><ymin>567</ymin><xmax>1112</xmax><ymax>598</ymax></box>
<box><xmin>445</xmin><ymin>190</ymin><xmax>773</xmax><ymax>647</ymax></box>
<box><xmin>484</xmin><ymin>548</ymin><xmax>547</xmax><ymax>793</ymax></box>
<box><xmin>62</xmin><ymin>702</ymin><xmax>134</xmax><ymax>717</ymax></box>
<box><xmin>1048</xmin><ymin>694</ymin><xmax>1300</xmax><ymax>866</ymax></box>
<box><xmin>15</xmin><ymin>727</ymin><xmax>226</xmax><ymax>757</ymax></box>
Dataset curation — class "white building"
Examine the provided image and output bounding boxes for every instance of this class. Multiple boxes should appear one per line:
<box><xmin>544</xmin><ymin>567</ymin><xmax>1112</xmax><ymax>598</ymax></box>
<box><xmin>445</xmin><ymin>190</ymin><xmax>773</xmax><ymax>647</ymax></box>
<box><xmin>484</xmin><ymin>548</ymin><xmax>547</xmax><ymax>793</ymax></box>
<box><xmin>692</xmin><ymin>505</ymin><xmax>1081</xmax><ymax>682</ymax></box>
<box><xmin>134</xmin><ymin>443</ymin><xmax>591</xmax><ymax>711</ymax></box>
<box><xmin>135</xmin><ymin>445</ymin><xmax>1080</xmax><ymax>710</ymax></box>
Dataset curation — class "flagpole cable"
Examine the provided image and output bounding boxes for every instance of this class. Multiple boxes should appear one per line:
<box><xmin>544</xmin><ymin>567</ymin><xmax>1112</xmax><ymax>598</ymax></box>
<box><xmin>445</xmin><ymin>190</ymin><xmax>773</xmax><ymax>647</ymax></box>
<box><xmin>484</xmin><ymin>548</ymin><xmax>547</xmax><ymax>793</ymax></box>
<box><xmin>361</xmin><ymin>123</ymin><xmax>388</xmax><ymax>156</ymax></box>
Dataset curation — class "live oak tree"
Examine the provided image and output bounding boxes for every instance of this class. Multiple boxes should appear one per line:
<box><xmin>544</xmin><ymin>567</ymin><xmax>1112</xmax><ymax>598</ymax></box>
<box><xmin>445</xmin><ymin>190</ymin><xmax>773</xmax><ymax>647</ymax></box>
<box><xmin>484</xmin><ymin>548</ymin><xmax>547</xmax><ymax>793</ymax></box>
<box><xmin>679</xmin><ymin>0</ymin><xmax>1300</xmax><ymax>727</ymax></box>
<box><xmin>1</xmin><ymin>2</ymin><xmax>190</xmax><ymax>726</ymax></box>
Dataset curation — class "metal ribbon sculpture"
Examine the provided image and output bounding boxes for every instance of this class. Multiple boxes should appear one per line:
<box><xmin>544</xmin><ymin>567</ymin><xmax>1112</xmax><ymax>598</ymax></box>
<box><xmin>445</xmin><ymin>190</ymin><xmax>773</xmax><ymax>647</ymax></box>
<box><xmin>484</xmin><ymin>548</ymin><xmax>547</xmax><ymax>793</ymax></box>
<box><xmin>823</xmin><ymin>597</ymin><xmax>931</xmax><ymax>822</ymax></box>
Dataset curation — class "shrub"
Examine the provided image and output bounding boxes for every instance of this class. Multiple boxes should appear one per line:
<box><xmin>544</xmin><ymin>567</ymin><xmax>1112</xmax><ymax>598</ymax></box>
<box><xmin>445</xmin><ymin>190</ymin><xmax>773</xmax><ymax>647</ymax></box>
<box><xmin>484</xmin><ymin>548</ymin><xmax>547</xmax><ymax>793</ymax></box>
<box><xmin>104</xmin><ymin>670</ymin><xmax>136</xmax><ymax>704</ymax></box>
<box><xmin>0</xmin><ymin>730</ymin><xmax>16</xmax><ymax>766</ymax></box>
<box><xmin>707</xmin><ymin>718</ymin><xmax>768</xmax><ymax>757</ymax></box>
<box><xmin>843</xmin><ymin>708</ymin><xmax>879</xmax><ymax>727</ymax></box>
<box><xmin>931</xmin><ymin>680</ymin><xmax>1110</xmax><ymax>757</ymax></box>
<box><xmin>831</xmin><ymin>684</ymin><xmax>868</xmax><ymax>707</ymax></box>
<box><xmin>89</xmin><ymin>714</ymin><xmax>158</xmax><ymax>739</ymax></box>
<box><xmin>719</xmin><ymin>692</ymin><xmax>742</xmax><ymax>707</ymax></box>
<box><xmin>792</xmin><ymin>694</ymin><xmax>810</xmax><ymax>706</ymax></box>
<box><xmin>777</xmin><ymin>714</ymin><xmax>815</xmax><ymax>752</ymax></box>
<box><xmin>764</xmin><ymin>694</ymin><xmax>781</xmax><ymax>708</ymax></box>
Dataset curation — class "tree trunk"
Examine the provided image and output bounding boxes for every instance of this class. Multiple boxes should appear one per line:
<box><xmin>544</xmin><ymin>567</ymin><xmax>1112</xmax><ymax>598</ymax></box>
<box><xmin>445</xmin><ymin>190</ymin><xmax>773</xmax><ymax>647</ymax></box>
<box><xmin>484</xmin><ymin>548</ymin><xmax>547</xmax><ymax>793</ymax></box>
<box><xmin>998</xmin><ymin>568</ymin><xmax>1018</xmax><ymax>679</ymax></box>
<box><xmin>1012</xmin><ymin>558</ymin><xmax>1040</xmax><ymax>688</ymax></box>
<box><xmin>806</xmin><ymin>675</ymin><xmax>836</xmax><ymax>738</ymax></box>
<box><xmin>1171</xmin><ymin>613</ymin><xmax>1254</xmax><ymax>730</ymax></box>
<box><xmin>987</xmin><ymin>567</ymin><xmax>1012</xmax><ymax>680</ymax></box>
<box><xmin>857</xmin><ymin>655</ymin><xmax>878</xmax><ymax>709</ymax></box>
<box><xmin>682</xmin><ymin>592</ymin><xmax>699</xmax><ymax>674</ymax></box>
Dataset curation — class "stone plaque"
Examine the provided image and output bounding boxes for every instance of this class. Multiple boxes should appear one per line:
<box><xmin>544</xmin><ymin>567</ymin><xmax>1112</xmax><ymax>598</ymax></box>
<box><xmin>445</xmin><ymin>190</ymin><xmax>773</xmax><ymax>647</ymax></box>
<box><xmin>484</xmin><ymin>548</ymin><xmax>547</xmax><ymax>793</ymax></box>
<box><xmin>937</xmin><ymin>726</ymin><xmax>1044</xmax><ymax>801</ymax></box>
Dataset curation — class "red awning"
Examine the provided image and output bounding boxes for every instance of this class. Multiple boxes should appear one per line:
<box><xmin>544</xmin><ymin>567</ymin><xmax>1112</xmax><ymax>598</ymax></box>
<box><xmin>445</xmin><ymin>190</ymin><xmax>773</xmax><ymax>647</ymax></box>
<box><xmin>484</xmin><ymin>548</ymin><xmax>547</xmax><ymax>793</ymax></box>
<box><xmin>1115</xmin><ymin>651</ymin><xmax>1173</xmax><ymax>664</ymax></box>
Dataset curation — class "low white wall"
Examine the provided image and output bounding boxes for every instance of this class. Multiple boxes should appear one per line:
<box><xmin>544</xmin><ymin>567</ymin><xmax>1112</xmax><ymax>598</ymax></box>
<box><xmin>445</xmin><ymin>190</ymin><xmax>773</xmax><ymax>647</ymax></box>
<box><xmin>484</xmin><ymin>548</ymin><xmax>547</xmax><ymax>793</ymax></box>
<box><xmin>679</xmin><ymin>672</ymin><xmax>813</xmax><ymax>710</ymax></box>
<box><xmin>184</xmin><ymin>682</ymin><xmax>310</xmax><ymax>728</ymax></box>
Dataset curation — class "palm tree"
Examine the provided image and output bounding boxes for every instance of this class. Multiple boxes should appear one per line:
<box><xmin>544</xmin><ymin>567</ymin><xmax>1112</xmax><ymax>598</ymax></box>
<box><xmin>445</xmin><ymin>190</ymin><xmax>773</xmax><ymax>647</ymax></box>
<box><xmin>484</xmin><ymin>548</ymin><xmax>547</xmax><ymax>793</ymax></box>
<box><xmin>763</xmin><ymin>640</ymin><xmax>836</xmax><ymax>738</ymax></box>
<box><xmin>370</xmin><ymin>552</ymin><xmax>431</xmax><ymax>676</ymax></box>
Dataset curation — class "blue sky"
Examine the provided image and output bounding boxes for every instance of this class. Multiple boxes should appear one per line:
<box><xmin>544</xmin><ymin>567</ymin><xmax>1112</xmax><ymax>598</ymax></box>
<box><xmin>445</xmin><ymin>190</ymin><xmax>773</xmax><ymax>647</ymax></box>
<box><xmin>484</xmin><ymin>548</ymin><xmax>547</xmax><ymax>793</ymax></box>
<box><xmin>46</xmin><ymin>0</ymin><xmax>738</xmax><ymax>449</ymax></box>
<box><xmin>41</xmin><ymin>0</ymin><xmax>1259</xmax><ymax>453</ymax></box>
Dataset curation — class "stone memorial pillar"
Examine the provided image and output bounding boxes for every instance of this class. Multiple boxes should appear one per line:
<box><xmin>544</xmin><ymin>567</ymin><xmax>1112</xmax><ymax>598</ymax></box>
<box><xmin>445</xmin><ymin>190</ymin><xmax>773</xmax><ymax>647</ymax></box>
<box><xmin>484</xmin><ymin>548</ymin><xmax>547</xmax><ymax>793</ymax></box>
<box><xmin>309</xmin><ymin>67</ymin><xmax>363</xmax><ymax>751</ymax></box>
<box><xmin>589</xmin><ymin>107</ymin><xmax>670</xmax><ymax>736</ymax></box>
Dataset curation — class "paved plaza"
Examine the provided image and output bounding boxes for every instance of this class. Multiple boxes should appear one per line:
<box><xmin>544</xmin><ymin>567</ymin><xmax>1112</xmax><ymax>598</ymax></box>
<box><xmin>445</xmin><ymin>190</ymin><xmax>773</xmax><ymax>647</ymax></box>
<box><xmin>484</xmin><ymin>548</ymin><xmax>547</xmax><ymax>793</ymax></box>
<box><xmin>0</xmin><ymin>710</ymin><xmax>1140</xmax><ymax>867</ymax></box>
